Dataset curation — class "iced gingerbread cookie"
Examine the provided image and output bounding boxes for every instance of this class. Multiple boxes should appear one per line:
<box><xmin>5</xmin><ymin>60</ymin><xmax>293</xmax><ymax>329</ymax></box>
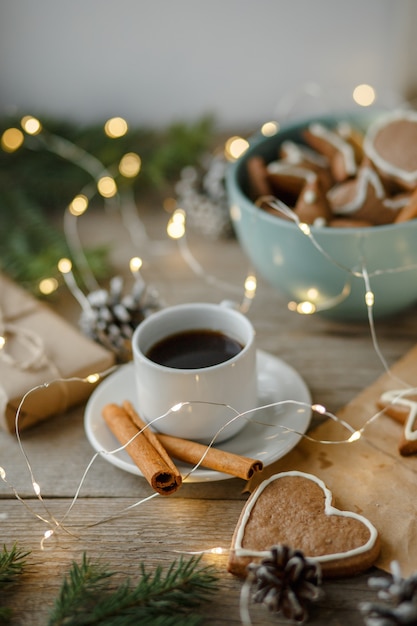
<box><xmin>228</xmin><ymin>471</ymin><xmax>380</xmax><ymax>579</ymax></box>
<box><xmin>363</xmin><ymin>110</ymin><xmax>417</xmax><ymax>192</ymax></box>
<box><xmin>266</xmin><ymin>160</ymin><xmax>317</xmax><ymax>206</ymax></box>
<box><xmin>280</xmin><ymin>140</ymin><xmax>334</xmax><ymax>191</ymax></box>
<box><xmin>377</xmin><ymin>389</ymin><xmax>417</xmax><ymax>456</ymax></box>
<box><xmin>303</xmin><ymin>123</ymin><xmax>358</xmax><ymax>182</ymax></box>
<box><xmin>336</xmin><ymin>121</ymin><xmax>365</xmax><ymax>164</ymax></box>
<box><xmin>294</xmin><ymin>177</ymin><xmax>332</xmax><ymax>225</ymax></box>
<box><xmin>327</xmin><ymin>161</ymin><xmax>400</xmax><ymax>225</ymax></box>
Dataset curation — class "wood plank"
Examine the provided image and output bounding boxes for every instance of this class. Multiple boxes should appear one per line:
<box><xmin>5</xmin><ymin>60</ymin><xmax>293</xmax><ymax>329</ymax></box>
<box><xmin>1</xmin><ymin>498</ymin><xmax>380</xmax><ymax>626</ymax></box>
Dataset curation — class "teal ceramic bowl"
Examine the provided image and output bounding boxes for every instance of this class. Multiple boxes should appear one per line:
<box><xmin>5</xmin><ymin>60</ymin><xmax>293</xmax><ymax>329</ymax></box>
<box><xmin>226</xmin><ymin>111</ymin><xmax>417</xmax><ymax>320</ymax></box>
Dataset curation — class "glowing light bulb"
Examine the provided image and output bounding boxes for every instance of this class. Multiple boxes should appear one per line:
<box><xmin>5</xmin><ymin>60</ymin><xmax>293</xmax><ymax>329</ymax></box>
<box><xmin>39</xmin><ymin>277</ymin><xmax>59</xmax><ymax>295</ymax></box>
<box><xmin>58</xmin><ymin>258</ymin><xmax>72</xmax><ymax>274</ymax></box>
<box><xmin>298</xmin><ymin>222</ymin><xmax>311</xmax><ymax>236</ymax></box>
<box><xmin>119</xmin><ymin>152</ymin><xmax>141</xmax><ymax>177</ymax></box>
<box><xmin>296</xmin><ymin>301</ymin><xmax>316</xmax><ymax>315</ymax></box>
<box><xmin>244</xmin><ymin>275</ymin><xmax>257</xmax><ymax>293</ymax></box>
<box><xmin>1</xmin><ymin>128</ymin><xmax>24</xmax><ymax>152</ymax></box>
<box><xmin>21</xmin><ymin>115</ymin><xmax>42</xmax><ymax>135</ymax></box>
<box><xmin>171</xmin><ymin>403</ymin><xmax>183</xmax><ymax>412</ymax></box>
<box><xmin>130</xmin><ymin>256</ymin><xmax>143</xmax><ymax>273</ymax></box>
<box><xmin>261</xmin><ymin>121</ymin><xmax>280</xmax><ymax>137</ymax></box>
<box><xmin>86</xmin><ymin>373</ymin><xmax>100</xmax><ymax>384</ymax></box>
<box><xmin>33</xmin><ymin>481</ymin><xmax>41</xmax><ymax>496</ymax></box>
<box><xmin>69</xmin><ymin>194</ymin><xmax>89</xmax><ymax>216</ymax></box>
<box><xmin>0</xmin><ymin>466</ymin><xmax>6</xmax><ymax>480</ymax></box>
<box><xmin>104</xmin><ymin>116</ymin><xmax>128</xmax><ymax>138</ymax></box>
<box><xmin>365</xmin><ymin>290</ymin><xmax>375</xmax><ymax>307</ymax></box>
<box><xmin>224</xmin><ymin>136</ymin><xmax>249</xmax><ymax>161</ymax></box>
<box><xmin>348</xmin><ymin>430</ymin><xmax>362</xmax><ymax>443</ymax></box>
<box><xmin>97</xmin><ymin>176</ymin><xmax>117</xmax><ymax>198</ymax></box>
<box><xmin>167</xmin><ymin>209</ymin><xmax>186</xmax><ymax>239</ymax></box>
<box><xmin>353</xmin><ymin>84</ymin><xmax>376</xmax><ymax>107</ymax></box>
<box><xmin>312</xmin><ymin>404</ymin><xmax>327</xmax><ymax>414</ymax></box>
<box><xmin>0</xmin><ymin>336</ymin><xmax>5</xmax><ymax>350</ymax></box>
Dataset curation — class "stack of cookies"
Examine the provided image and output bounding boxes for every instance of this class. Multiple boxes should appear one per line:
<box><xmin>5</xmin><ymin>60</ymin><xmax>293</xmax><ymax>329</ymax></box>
<box><xmin>247</xmin><ymin>110</ymin><xmax>417</xmax><ymax>227</ymax></box>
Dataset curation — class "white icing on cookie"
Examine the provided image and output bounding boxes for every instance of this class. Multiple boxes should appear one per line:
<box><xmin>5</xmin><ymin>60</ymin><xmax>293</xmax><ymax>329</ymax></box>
<box><xmin>327</xmin><ymin>166</ymin><xmax>385</xmax><ymax>215</ymax></box>
<box><xmin>363</xmin><ymin>110</ymin><xmax>417</xmax><ymax>186</ymax></box>
<box><xmin>281</xmin><ymin>140</ymin><xmax>329</xmax><ymax>168</ymax></box>
<box><xmin>234</xmin><ymin>470</ymin><xmax>378</xmax><ymax>563</ymax></box>
<box><xmin>308</xmin><ymin>123</ymin><xmax>357</xmax><ymax>176</ymax></box>
<box><xmin>267</xmin><ymin>161</ymin><xmax>317</xmax><ymax>183</ymax></box>
<box><xmin>303</xmin><ymin>189</ymin><xmax>317</xmax><ymax>204</ymax></box>
<box><xmin>380</xmin><ymin>389</ymin><xmax>417</xmax><ymax>442</ymax></box>
<box><xmin>383</xmin><ymin>195</ymin><xmax>411</xmax><ymax>210</ymax></box>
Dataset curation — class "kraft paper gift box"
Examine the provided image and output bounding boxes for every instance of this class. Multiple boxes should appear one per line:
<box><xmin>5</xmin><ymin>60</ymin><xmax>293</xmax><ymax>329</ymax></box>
<box><xmin>0</xmin><ymin>273</ymin><xmax>115</xmax><ymax>433</ymax></box>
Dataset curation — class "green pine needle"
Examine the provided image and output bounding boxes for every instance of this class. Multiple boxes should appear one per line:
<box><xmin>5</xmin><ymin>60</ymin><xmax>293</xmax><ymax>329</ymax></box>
<box><xmin>48</xmin><ymin>553</ymin><xmax>219</xmax><ymax>626</ymax></box>
<box><xmin>0</xmin><ymin>543</ymin><xmax>29</xmax><ymax>584</ymax></box>
<box><xmin>0</xmin><ymin>544</ymin><xmax>30</xmax><ymax>624</ymax></box>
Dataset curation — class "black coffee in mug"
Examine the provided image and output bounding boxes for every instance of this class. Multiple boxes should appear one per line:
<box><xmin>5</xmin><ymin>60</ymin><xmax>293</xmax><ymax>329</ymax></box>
<box><xmin>146</xmin><ymin>329</ymin><xmax>243</xmax><ymax>369</ymax></box>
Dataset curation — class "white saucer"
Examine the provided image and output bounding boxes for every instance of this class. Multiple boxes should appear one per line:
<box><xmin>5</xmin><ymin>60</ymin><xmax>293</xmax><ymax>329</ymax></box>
<box><xmin>84</xmin><ymin>350</ymin><xmax>311</xmax><ymax>483</ymax></box>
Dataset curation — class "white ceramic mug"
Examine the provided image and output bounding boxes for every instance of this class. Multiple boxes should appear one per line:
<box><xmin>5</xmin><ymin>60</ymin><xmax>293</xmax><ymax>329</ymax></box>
<box><xmin>131</xmin><ymin>302</ymin><xmax>257</xmax><ymax>443</ymax></box>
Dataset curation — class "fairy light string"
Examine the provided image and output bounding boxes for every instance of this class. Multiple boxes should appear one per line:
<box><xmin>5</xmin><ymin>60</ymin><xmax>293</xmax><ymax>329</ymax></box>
<box><xmin>3</xmin><ymin>99</ymin><xmax>417</xmax><ymax>556</ymax></box>
<box><xmin>3</xmin><ymin>368</ymin><xmax>414</xmax><ymax>551</ymax></box>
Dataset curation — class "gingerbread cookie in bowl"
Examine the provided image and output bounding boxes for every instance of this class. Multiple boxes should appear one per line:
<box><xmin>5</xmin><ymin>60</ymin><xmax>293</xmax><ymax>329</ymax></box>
<box><xmin>228</xmin><ymin>471</ymin><xmax>380</xmax><ymax>579</ymax></box>
<box><xmin>327</xmin><ymin>159</ymin><xmax>401</xmax><ymax>225</ymax></box>
<box><xmin>363</xmin><ymin>110</ymin><xmax>417</xmax><ymax>193</ymax></box>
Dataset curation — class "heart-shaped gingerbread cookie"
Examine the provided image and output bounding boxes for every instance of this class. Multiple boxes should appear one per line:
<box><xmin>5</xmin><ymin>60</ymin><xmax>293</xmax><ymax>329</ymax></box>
<box><xmin>228</xmin><ymin>471</ymin><xmax>380</xmax><ymax>578</ymax></box>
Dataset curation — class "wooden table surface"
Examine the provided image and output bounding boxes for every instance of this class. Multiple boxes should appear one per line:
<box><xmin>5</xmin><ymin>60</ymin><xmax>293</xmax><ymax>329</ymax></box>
<box><xmin>1</xmin><ymin>197</ymin><xmax>417</xmax><ymax>625</ymax></box>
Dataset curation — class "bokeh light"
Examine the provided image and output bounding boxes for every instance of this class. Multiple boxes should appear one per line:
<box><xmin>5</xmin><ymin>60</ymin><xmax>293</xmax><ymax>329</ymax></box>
<box><xmin>1</xmin><ymin>128</ymin><xmax>24</xmax><ymax>152</ymax></box>
<box><xmin>69</xmin><ymin>194</ymin><xmax>89</xmax><ymax>216</ymax></box>
<box><xmin>58</xmin><ymin>258</ymin><xmax>73</xmax><ymax>274</ymax></box>
<box><xmin>39</xmin><ymin>277</ymin><xmax>59</xmax><ymax>295</ymax></box>
<box><xmin>261</xmin><ymin>121</ymin><xmax>280</xmax><ymax>136</ymax></box>
<box><xmin>119</xmin><ymin>152</ymin><xmax>141</xmax><ymax>177</ymax></box>
<box><xmin>352</xmin><ymin>84</ymin><xmax>376</xmax><ymax>107</ymax></box>
<box><xmin>104</xmin><ymin>117</ymin><xmax>128</xmax><ymax>138</ymax></box>
<box><xmin>167</xmin><ymin>209</ymin><xmax>186</xmax><ymax>239</ymax></box>
<box><xmin>97</xmin><ymin>176</ymin><xmax>117</xmax><ymax>198</ymax></box>
<box><xmin>224</xmin><ymin>136</ymin><xmax>249</xmax><ymax>161</ymax></box>
<box><xmin>21</xmin><ymin>115</ymin><xmax>42</xmax><ymax>135</ymax></box>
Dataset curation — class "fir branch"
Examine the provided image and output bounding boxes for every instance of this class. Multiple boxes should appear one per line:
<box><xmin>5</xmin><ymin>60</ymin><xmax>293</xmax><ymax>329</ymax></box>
<box><xmin>47</xmin><ymin>553</ymin><xmax>219</xmax><ymax>626</ymax></box>
<box><xmin>0</xmin><ymin>543</ymin><xmax>29</xmax><ymax>585</ymax></box>
<box><xmin>0</xmin><ymin>113</ymin><xmax>215</xmax><ymax>295</ymax></box>
<box><xmin>0</xmin><ymin>189</ymin><xmax>110</xmax><ymax>294</ymax></box>
<box><xmin>0</xmin><ymin>543</ymin><xmax>30</xmax><ymax>624</ymax></box>
<box><xmin>0</xmin><ymin>114</ymin><xmax>216</xmax><ymax>210</ymax></box>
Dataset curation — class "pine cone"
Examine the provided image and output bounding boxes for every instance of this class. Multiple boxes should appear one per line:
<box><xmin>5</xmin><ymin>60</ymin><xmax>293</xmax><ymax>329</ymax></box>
<box><xmin>79</xmin><ymin>276</ymin><xmax>160</xmax><ymax>362</ymax></box>
<box><xmin>247</xmin><ymin>545</ymin><xmax>322</xmax><ymax>623</ymax></box>
<box><xmin>359</xmin><ymin>561</ymin><xmax>417</xmax><ymax>625</ymax></box>
<box><xmin>175</xmin><ymin>154</ymin><xmax>233</xmax><ymax>239</ymax></box>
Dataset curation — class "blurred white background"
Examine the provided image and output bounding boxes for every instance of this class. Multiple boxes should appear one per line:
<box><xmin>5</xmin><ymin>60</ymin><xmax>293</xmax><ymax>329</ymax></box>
<box><xmin>1</xmin><ymin>0</ymin><xmax>416</xmax><ymax>129</ymax></box>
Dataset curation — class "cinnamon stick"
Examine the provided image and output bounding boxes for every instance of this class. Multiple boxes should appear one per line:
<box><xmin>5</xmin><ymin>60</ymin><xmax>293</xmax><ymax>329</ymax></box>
<box><xmin>157</xmin><ymin>433</ymin><xmax>263</xmax><ymax>480</ymax></box>
<box><xmin>102</xmin><ymin>403</ymin><xmax>182</xmax><ymax>495</ymax></box>
<box><xmin>122</xmin><ymin>400</ymin><xmax>178</xmax><ymax>472</ymax></box>
<box><xmin>123</xmin><ymin>400</ymin><xmax>263</xmax><ymax>480</ymax></box>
